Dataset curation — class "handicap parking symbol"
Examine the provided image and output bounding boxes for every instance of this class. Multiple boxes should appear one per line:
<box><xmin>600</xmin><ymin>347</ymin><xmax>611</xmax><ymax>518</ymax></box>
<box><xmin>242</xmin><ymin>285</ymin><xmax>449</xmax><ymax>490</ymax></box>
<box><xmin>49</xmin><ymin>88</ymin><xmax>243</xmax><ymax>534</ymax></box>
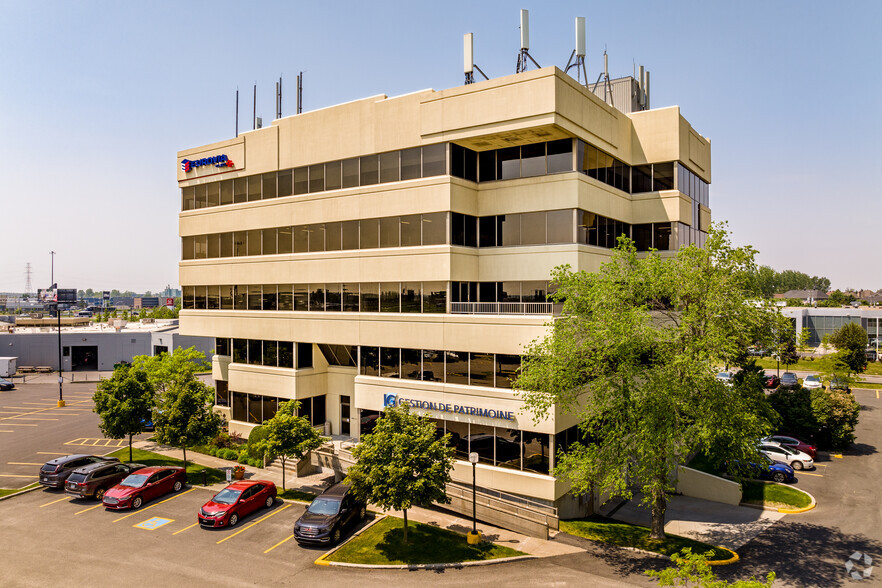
<box><xmin>133</xmin><ymin>517</ymin><xmax>175</xmax><ymax>531</ymax></box>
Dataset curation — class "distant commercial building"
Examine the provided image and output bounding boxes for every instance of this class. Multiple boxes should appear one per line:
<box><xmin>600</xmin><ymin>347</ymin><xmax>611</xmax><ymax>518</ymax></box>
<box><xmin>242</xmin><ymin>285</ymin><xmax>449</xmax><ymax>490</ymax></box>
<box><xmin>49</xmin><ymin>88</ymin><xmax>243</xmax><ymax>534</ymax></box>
<box><xmin>178</xmin><ymin>66</ymin><xmax>711</xmax><ymax>513</ymax></box>
<box><xmin>134</xmin><ymin>297</ymin><xmax>161</xmax><ymax>309</ymax></box>
<box><xmin>783</xmin><ymin>307</ymin><xmax>882</xmax><ymax>349</ymax></box>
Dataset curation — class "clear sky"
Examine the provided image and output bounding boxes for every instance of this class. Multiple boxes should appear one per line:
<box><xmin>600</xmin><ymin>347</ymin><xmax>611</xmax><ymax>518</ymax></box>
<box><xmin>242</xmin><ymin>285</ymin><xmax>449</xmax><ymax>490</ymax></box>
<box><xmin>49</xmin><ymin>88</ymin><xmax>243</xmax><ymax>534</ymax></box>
<box><xmin>1</xmin><ymin>1</ymin><xmax>879</xmax><ymax>293</ymax></box>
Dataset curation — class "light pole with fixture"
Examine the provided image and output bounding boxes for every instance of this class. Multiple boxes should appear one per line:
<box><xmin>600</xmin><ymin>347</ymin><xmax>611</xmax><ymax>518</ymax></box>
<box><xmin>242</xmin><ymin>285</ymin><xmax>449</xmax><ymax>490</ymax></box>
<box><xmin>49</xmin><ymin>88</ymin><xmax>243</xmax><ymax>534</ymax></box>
<box><xmin>467</xmin><ymin>451</ymin><xmax>481</xmax><ymax>544</ymax></box>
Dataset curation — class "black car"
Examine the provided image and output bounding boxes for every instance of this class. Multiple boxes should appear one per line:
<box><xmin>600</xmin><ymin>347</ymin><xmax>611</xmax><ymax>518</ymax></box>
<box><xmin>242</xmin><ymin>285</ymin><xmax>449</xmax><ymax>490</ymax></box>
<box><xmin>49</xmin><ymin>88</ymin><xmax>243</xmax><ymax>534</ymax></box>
<box><xmin>780</xmin><ymin>372</ymin><xmax>799</xmax><ymax>388</ymax></box>
<box><xmin>0</xmin><ymin>377</ymin><xmax>14</xmax><ymax>391</ymax></box>
<box><xmin>39</xmin><ymin>454</ymin><xmax>121</xmax><ymax>489</ymax></box>
<box><xmin>293</xmin><ymin>483</ymin><xmax>366</xmax><ymax>545</ymax></box>
<box><xmin>65</xmin><ymin>461</ymin><xmax>146</xmax><ymax>500</ymax></box>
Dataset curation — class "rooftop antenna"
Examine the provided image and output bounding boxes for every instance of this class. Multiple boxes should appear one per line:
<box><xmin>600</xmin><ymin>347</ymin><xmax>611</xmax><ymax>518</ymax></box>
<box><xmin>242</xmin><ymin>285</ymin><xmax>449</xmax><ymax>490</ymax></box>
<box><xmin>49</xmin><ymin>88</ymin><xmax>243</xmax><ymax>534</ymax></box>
<box><xmin>564</xmin><ymin>16</ymin><xmax>588</xmax><ymax>86</ymax></box>
<box><xmin>296</xmin><ymin>72</ymin><xmax>303</xmax><ymax>114</ymax></box>
<box><xmin>516</xmin><ymin>9</ymin><xmax>541</xmax><ymax>73</ymax></box>
<box><xmin>275</xmin><ymin>75</ymin><xmax>282</xmax><ymax>119</ymax></box>
<box><xmin>644</xmin><ymin>69</ymin><xmax>650</xmax><ymax>109</ymax></box>
<box><xmin>252</xmin><ymin>83</ymin><xmax>257</xmax><ymax>130</ymax></box>
<box><xmin>235</xmin><ymin>88</ymin><xmax>239</xmax><ymax>137</ymax></box>
<box><xmin>592</xmin><ymin>49</ymin><xmax>614</xmax><ymax>108</ymax></box>
<box><xmin>463</xmin><ymin>33</ymin><xmax>489</xmax><ymax>84</ymax></box>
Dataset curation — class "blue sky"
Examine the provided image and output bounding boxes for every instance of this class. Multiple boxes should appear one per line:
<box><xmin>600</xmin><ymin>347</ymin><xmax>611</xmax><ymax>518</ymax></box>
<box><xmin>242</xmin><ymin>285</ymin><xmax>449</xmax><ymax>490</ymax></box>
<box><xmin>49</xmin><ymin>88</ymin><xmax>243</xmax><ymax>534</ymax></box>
<box><xmin>1</xmin><ymin>0</ymin><xmax>879</xmax><ymax>293</ymax></box>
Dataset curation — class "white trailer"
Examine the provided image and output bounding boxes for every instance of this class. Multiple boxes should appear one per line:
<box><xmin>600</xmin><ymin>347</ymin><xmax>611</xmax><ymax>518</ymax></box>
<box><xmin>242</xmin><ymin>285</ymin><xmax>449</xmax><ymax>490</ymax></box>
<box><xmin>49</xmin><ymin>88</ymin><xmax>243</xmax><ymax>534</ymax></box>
<box><xmin>0</xmin><ymin>357</ymin><xmax>17</xmax><ymax>377</ymax></box>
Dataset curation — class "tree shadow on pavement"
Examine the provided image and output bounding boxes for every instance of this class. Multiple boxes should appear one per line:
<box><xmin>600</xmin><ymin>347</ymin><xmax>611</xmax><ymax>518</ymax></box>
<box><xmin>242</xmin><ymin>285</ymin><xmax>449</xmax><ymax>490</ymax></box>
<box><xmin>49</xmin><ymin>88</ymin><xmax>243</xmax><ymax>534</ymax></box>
<box><xmin>714</xmin><ymin>521</ymin><xmax>881</xmax><ymax>587</ymax></box>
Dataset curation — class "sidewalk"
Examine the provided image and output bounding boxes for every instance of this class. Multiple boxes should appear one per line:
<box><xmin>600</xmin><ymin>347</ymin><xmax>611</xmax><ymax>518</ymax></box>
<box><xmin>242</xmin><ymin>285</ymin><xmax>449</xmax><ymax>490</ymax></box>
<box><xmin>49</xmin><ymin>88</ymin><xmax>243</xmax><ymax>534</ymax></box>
<box><xmin>132</xmin><ymin>439</ymin><xmax>584</xmax><ymax>558</ymax></box>
<box><xmin>600</xmin><ymin>492</ymin><xmax>786</xmax><ymax>551</ymax></box>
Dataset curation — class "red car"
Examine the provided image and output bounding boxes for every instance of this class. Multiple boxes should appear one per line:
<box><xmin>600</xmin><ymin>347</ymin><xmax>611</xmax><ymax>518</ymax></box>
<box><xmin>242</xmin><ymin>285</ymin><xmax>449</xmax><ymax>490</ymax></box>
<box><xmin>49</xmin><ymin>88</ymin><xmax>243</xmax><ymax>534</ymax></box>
<box><xmin>763</xmin><ymin>435</ymin><xmax>818</xmax><ymax>459</ymax></box>
<box><xmin>198</xmin><ymin>480</ymin><xmax>277</xmax><ymax>528</ymax></box>
<box><xmin>102</xmin><ymin>466</ymin><xmax>187</xmax><ymax>510</ymax></box>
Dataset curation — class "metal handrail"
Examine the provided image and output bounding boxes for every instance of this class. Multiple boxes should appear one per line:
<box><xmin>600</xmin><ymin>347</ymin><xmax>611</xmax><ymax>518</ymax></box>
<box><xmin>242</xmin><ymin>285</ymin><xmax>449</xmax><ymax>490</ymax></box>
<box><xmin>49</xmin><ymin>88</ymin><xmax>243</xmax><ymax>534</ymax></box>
<box><xmin>450</xmin><ymin>302</ymin><xmax>553</xmax><ymax>315</ymax></box>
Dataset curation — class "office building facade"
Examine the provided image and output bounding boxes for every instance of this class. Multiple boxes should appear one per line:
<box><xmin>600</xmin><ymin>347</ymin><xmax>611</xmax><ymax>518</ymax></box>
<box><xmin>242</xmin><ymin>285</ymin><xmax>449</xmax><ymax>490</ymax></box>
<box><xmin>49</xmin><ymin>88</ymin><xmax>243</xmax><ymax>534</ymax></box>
<box><xmin>178</xmin><ymin>67</ymin><xmax>711</xmax><ymax>513</ymax></box>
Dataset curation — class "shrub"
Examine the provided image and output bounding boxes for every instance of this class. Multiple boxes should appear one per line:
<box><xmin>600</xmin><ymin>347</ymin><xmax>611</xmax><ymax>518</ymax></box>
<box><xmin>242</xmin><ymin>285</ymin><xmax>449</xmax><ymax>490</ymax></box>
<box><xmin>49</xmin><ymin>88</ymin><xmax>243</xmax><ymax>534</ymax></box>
<box><xmin>221</xmin><ymin>448</ymin><xmax>238</xmax><ymax>461</ymax></box>
<box><xmin>247</xmin><ymin>457</ymin><xmax>263</xmax><ymax>468</ymax></box>
<box><xmin>767</xmin><ymin>387</ymin><xmax>816</xmax><ymax>440</ymax></box>
<box><xmin>811</xmin><ymin>388</ymin><xmax>860</xmax><ymax>449</ymax></box>
<box><xmin>210</xmin><ymin>432</ymin><xmax>232</xmax><ymax>450</ymax></box>
<box><xmin>247</xmin><ymin>426</ymin><xmax>269</xmax><ymax>459</ymax></box>
<box><xmin>237</xmin><ymin>450</ymin><xmax>249</xmax><ymax>464</ymax></box>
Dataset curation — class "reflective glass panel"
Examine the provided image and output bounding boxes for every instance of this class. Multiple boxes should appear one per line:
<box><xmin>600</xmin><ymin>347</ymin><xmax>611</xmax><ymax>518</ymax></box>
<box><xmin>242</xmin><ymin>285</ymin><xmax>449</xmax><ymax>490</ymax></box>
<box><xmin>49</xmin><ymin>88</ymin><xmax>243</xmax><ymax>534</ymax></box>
<box><xmin>262</xmin><ymin>173</ymin><xmax>276</xmax><ymax>199</ymax></box>
<box><xmin>445</xmin><ymin>352</ymin><xmax>469</xmax><ymax>385</ymax></box>
<box><xmin>294</xmin><ymin>167</ymin><xmax>308</xmax><ymax>195</ymax></box>
<box><xmin>422</xmin><ymin>212</ymin><xmax>446</xmax><ymax>245</ymax></box>
<box><xmin>308</xmin><ymin>164</ymin><xmax>324</xmax><ymax>193</ymax></box>
<box><xmin>324</xmin><ymin>160</ymin><xmax>342</xmax><ymax>190</ymax></box>
<box><xmin>379</xmin><ymin>151</ymin><xmax>400</xmax><ymax>183</ymax></box>
<box><xmin>520</xmin><ymin>212</ymin><xmax>546</xmax><ymax>245</ymax></box>
<box><xmin>277</xmin><ymin>169</ymin><xmax>292</xmax><ymax>197</ymax></box>
<box><xmin>342</xmin><ymin>158</ymin><xmax>359</xmax><ymax>188</ymax></box>
<box><xmin>520</xmin><ymin>143</ymin><xmax>545</xmax><ymax>177</ymax></box>
<box><xmin>380</xmin><ymin>347</ymin><xmax>400</xmax><ymax>377</ymax></box>
<box><xmin>422</xmin><ymin>350</ymin><xmax>444</xmax><ymax>382</ymax></box>
<box><xmin>360</xmin><ymin>218</ymin><xmax>379</xmax><ymax>249</ymax></box>
<box><xmin>379</xmin><ymin>217</ymin><xmax>399</xmax><ymax>248</ymax></box>
<box><xmin>469</xmin><ymin>352</ymin><xmax>494</xmax><ymax>387</ymax></box>
<box><xmin>400</xmin><ymin>214</ymin><xmax>420</xmax><ymax>247</ymax></box>
<box><xmin>401</xmin><ymin>348</ymin><xmax>421</xmax><ymax>380</ymax></box>
<box><xmin>341</xmin><ymin>220</ymin><xmax>359</xmax><ymax>250</ymax></box>
<box><xmin>546</xmin><ymin>139</ymin><xmax>573</xmax><ymax>173</ymax></box>
<box><xmin>401</xmin><ymin>282</ymin><xmax>421</xmax><ymax>313</ymax></box>
<box><xmin>360</xmin><ymin>283</ymin><xmax>379</xmax><ymax>312</ymax></box>
<box><xmin>401</xmin><ymin>147</ymin><xmax>421</xmax><ymax>180</ymax></box>
<box><xmin>422</xmin><ymin>143</ymin><xmax>446</xmax><ymax>177</ymax></box>
<box><xmin>278</xmin><ymin>226</ymin><xmax>292</xmax><ymax>254</ymax></box>
<box><xmin>360</xmin><ymin>155</ymin><xmax>379</xmax><ymax>185</ymax></box>
<box><xmin>497</xmin><ymin>147</ymin><xmax>520</xmax><ymax>180</ymax></box>
<box><xmin>380</xmin><ymin>282</ymin><xmax>400</xmax><ymax>312</ymax></box>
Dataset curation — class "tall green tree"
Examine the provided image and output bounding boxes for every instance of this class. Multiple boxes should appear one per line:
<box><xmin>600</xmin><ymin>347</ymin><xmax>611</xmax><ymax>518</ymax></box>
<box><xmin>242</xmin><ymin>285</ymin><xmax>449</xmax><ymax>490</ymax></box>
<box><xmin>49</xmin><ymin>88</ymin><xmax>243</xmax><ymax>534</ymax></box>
<box><xmin>345</xmin><ymin>404</ymin><xmax>454</xmax><ymax>543</ymax></box>
<box><xmin>152</xmin><ymin>377</ymin><xmax>223</xmax><ymax>471</ymax></box>
<box><xmin>828</xmin><ymin>322</ymin><xmax>868</xmax><ymax>373</ymax></box>
<box><xmin>517</xmin><ymin>226</ymin><xmax>779</xmax><ymax>539</ymax></box>
<box><xmin>253</xmin><ymin>400</ymin><xmax>324</xmax><ymax>490</ymax></box>
<box><xmin>92</xmin><ymin>365</ymin><xmax>155</xmax><ymax>462</ymax></box>
<box><xmin>131</xmin><ymin>347</ymin><xmax>211</xmax><ymax>397</ymax></box>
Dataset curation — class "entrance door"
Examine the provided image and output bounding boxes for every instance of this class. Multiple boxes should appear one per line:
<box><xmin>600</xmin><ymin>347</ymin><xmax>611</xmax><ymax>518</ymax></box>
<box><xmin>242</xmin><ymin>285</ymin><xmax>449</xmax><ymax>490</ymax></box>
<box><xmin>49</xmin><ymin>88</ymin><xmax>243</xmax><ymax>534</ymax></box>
<box><xmin>71</xmin><ymin>346</ymin><xmax>98</xmax><ymax>371</ymax></box>
<box><xmin>341</xmin><ymin>395</ymin><xmax>350</xmax><ymax>436</ymax></box>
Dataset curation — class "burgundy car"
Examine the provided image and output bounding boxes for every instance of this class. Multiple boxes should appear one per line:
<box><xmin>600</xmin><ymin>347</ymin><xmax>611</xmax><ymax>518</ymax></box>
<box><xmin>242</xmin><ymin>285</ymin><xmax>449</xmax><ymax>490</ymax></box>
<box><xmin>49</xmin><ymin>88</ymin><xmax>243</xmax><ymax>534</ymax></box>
<box><xmin>198</xmin><ymin>480</ymin><xmax>277</xmax><ymax>528</ymax></box>
<box><xmin>102</xmin><ymin>466</ymin><xmax>187</xmax><ymax>510</ymax></box>
<box><xmin>763</xmin><ymin>435</ymin><xmax>817</xmax><ymax>459</ymax></box>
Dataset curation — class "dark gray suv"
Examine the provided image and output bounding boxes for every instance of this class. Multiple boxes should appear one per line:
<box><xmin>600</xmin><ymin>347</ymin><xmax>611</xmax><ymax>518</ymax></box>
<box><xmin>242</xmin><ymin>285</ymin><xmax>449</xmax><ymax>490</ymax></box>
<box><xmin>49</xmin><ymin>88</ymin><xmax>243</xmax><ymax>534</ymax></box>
<box><xmin>65</xmin><ymin>461</ymin><xmax>146</xmax><ymax>500</ymax></box>
<box><xmin>39</xmin><ymin>454</ymin><xmax>120</xmax><ymax>489</ymax></box>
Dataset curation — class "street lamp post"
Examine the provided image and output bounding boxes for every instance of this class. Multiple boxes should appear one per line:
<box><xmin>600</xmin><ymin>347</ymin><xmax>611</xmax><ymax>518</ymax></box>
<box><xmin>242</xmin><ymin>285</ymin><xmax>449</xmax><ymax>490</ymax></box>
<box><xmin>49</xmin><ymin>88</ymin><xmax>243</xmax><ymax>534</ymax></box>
<box><xmin>56</xmin><ymin>301</ymin><xmax>64</xmax><ymax>407</ymax></box>
<box><xmin>467</xmin><ymin>452</ymin><xmax>481</xmax><ymax>544</ymax></box>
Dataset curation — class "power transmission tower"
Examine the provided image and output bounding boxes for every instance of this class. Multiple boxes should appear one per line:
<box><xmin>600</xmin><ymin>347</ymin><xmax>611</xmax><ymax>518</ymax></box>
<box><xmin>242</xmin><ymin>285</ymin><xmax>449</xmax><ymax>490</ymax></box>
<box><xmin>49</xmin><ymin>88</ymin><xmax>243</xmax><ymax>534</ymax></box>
<box><xmin>24</xmin><ymin>263</ymin><xmax>33</xmax><ymax>294</ymax></box>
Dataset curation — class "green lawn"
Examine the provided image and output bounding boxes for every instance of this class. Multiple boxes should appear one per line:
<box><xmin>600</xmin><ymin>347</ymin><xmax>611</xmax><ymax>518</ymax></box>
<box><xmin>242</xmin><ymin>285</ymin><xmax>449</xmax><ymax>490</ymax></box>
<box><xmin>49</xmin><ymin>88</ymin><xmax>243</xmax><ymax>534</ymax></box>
<box><xmin>754</xmin><ymin>357</ymin><xmax>882</xmax><ymax>376</ymax></box>
<box><xmin>741</xmin><ymin>480</ymin><xmax>811</xmax><ymax>509</ymax></box>
<box><xmin>106</xmin><ymin>448</ymin><xmax>227</xmax><ymax>485</ymax></box>
<box><xmin>278</xmin><ymin>488</ymin><xmax>316</xmax><ymax>502</ymax></box>
<box><xmin>0</xmin><ymin>482</ymin><xmax>39</xmax><ymax>499</ymax></box>
<box><xmin>327</xmin><ymin>516</ymin><xmax>525</xmax><ymax>565</ymax></box>
<box><xmin>560</xmin><ymin>515</ymin><xmax>732</xmax><ymax>561</ymax></box>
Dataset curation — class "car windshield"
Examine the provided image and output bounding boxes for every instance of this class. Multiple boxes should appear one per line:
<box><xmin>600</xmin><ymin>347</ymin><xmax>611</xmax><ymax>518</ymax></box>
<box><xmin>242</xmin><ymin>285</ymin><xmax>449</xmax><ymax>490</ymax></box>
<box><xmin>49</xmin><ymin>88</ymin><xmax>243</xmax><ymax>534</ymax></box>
<box><xmin>120</xmin><ymin>474</ymin><xmax>149</xmax><ymax>488</ymax></box>
<box><xmin>805</xmin><ymin>376</ymin><xmax>819</xmax><ymax>382</ymax></box>
<box><xmin>307</xmin><ymin>498</ymin><xmax>341</xmax><ymax>516</ymax></box>
<box><xmin>212</xmin><ymin>488</ymin><xmax>242</xmax><ymax>504</ymax></box>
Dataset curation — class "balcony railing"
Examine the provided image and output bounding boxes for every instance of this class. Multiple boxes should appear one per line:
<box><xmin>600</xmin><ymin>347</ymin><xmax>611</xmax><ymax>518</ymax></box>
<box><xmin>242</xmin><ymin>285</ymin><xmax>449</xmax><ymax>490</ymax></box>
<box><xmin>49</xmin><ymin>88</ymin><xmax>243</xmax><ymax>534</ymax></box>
<box><xmin>450</xmin><ymin>302</ymin><xmax>553</xmax><ymax>315</ymax></box>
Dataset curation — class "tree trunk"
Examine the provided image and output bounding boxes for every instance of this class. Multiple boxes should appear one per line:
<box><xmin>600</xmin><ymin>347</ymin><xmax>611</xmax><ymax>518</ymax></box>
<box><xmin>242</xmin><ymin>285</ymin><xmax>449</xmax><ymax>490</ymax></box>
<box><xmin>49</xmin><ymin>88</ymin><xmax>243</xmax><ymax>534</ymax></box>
<box><xmin>403</xmin><ymin>508</ymin><xmax>408</xmax><ymax>543</ymax></box>
<box><xmin>649</xmin><ymin>488</ymin><xmax>666</xmax><ymax>540</ymax></box>
<box><xmin>128</xmin><ymin>433</ymin><xmax>133</xmax><ymax>463</ymax></box>
<box><xmin>281</xmin><ymin>457</ymin><xmax>286</xmax><ymax>490</ymax></box>
<box><xmin>182</xmin><ymin>446</ymin><xmax>187</xmax><ymax>472</ymax></box>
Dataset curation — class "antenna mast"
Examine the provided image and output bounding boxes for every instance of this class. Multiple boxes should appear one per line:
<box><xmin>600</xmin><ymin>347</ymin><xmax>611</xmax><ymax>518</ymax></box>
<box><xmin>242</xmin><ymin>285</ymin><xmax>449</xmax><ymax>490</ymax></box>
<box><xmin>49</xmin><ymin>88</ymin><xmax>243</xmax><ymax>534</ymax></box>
<box><xmin>592</xmin><ymin>50</ymin><xmax>614</xmax><ymax>108</ymax></box>
<box><xmin>515</xmin><ymin>9</ymin><xmax>541</xmax><ymax>73</ymax></box>
<box><xmin>24</xmin><ymin>262</ymin><xmax>33</xmax><ymax>295</ymax></box>
<box><xmin>564</xmin><ymin>17</ymin><xmax>588</xmax><ymax>86</ymax></box>
<box><xmin>463</xmin><ymin>33</ymin><xmax>489</xmax><ymax>84</ymax></box>
<box><xmin>296</xmin><ymin>72</ymin><xmax>303</xmax><ymax>114</ymax></box>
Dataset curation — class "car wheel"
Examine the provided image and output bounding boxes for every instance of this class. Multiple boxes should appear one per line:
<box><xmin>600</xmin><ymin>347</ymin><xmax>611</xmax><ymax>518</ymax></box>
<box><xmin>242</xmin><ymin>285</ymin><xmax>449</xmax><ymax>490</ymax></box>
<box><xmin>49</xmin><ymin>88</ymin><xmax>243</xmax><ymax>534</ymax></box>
<box><xmin>772</xmin><ymin>472</ymin><xmax>786</xmax><ymax>483</ymax></box>
<box><xmin>791</xmin><ymin>461</ymin><xmax>803</xmax><ymax>471</ymax></box>
<box><xmin>331</xmin><ymin>527</ymin><xmax>342</xmax><ymax>545</ymax></box>
<box><xmin>229</xmin><ymin>513</ymin><xmax>239</xmax><ymax>527</ymax></box>
<box><xmin>265</xmin><ymin>496</ymin><xmax>274</xmax><ymax>509</ymax></box>
<box><xmin>359</xmin><ymin>505</ymin><xmax>367</xmax><ymax>521</ymax></box>
<box><xmin>173</xmin><ymin>480</ymin><xmax>183</xmax><ymax>492</ymax></box>
<box><xmin>132</xmin><ymin>496</ymin><xmax>143</xmax><ymax>509</ymax></box>
<box><xmin>94</xmin><ymin>487</ymin><xmax>106</xmax><ymax>500</ymax></box>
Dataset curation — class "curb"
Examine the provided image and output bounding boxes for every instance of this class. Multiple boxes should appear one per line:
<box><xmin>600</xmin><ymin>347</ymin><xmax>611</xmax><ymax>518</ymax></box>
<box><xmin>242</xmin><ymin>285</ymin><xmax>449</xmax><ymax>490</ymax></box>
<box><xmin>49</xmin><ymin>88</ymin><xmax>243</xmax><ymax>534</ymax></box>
<box><xmin>707</xmin><ymin>548</ymin><xmax>740</xmax><ymax>566</ymax></box>
<box><xmin>778</xmin><ymin>485</ymin><xmax>817</xmax><ymax>513</ymax></box>
<box><xmin>0</xmin><ymin>485</ymin><xmax>41</xmax><ymax>502</ymax></box>
<box><xmin>315</xmin><ymin>514</ymin><xmax>389</xmax><ymax>566</ymax></box>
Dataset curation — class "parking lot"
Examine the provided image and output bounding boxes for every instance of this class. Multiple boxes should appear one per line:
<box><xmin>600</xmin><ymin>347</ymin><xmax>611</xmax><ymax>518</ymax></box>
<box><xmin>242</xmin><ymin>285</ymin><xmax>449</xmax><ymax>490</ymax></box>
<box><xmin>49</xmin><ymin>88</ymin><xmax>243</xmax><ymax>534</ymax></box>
<box><xmin>0</xmin><ymin>482</ymin><xmax>333</xmax><ymax>586</ymax></box>
<box><xmin>0</xmin><ymin>381</ymin><xmax>129</xmax><ymax>489</ymax></box>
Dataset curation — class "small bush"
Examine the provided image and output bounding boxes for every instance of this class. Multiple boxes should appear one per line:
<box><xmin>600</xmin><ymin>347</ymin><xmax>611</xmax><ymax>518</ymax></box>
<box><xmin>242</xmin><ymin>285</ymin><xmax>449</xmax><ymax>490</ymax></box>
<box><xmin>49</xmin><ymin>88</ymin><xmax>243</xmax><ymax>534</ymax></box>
<box><xmin>210</xmin><ymin>432</ymin><xmax>232</xmax><ymax>450</ymax></box>
<box><xmin>222</xmin><ymin>448</ymin><xmax>238</xmax><ymax>461</ymax></box>
<box><xmin>237</xmin><ymin>450</ymin><xmax>249</xmax><ymax>464</ymax></box>
<box><xmin>247</xmin><ymin>426</ymin><xmax>269</xmax><ymax>459</ymax></box>
<box><xmin>247</xmin><ymin>457</ymin><xmax>263</xmax><ymax>468</ymax></box>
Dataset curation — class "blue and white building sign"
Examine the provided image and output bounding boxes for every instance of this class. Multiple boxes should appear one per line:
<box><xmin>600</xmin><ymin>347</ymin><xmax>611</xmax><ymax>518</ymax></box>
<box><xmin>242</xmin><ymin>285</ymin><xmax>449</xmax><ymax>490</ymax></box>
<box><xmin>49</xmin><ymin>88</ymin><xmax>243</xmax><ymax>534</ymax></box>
<box><xmin>181</xmin><ymin>154</ymin><xmax>234</xmax><ymax>172</ymax></box>
<box><xmin>383</xmin><ymin>393</ymin><xmax>515</xmax><ymax>421</ymax></box>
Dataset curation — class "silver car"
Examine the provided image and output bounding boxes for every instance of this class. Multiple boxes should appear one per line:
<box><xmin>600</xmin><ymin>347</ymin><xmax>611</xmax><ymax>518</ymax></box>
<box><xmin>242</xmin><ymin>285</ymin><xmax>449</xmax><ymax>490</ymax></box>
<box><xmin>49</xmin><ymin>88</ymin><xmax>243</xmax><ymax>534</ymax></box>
<box><xmin>802</xmin><ymin>374</ymin><xmax>823</xmax><ymax>390</ymax></box>
<box><xmin>758</xmin><ymin>442</ymin><xmax>813</xmax><ymax>470</ymax></box>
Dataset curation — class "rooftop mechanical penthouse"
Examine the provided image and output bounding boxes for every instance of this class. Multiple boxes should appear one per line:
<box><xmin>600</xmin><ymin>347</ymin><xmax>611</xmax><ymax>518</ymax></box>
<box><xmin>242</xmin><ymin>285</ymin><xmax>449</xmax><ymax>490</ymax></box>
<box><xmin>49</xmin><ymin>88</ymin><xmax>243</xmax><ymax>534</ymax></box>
<box><xmin>177</xmin><ymin>66</ymin><xmax>711</xmax><ymax>518</ymax></box>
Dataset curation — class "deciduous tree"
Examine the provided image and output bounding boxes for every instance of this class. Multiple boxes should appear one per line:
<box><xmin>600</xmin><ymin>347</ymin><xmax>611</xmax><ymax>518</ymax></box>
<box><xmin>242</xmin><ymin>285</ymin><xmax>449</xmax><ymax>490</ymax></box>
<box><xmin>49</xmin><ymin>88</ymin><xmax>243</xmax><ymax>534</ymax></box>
<box><xmin>517</xmin><ymin>225</ymin><xmax>780</xmax><ymax>539</ymax></box>
<box><xmin>828</xmin><ymin>322</ymin><xmax>868</xmax><ymax>373</ymax></box>
<box><xmin>152</xmin><ymin>377</ymin><xmax>222</xmax><ymax>471</ymax></box>
<box><xmin>345</xmin><ymin>404</ymin><xmax>454</xmax><ymax>543</ymax></box>
<box><xmin>253</xmin><ymin>400</ymin><xmax>324</xmax><ymax>490</ymax></box>
<box><xmin>92</xmin><ymin>365</ymin><xmax>154</xmax><ymax>462</ymax></box>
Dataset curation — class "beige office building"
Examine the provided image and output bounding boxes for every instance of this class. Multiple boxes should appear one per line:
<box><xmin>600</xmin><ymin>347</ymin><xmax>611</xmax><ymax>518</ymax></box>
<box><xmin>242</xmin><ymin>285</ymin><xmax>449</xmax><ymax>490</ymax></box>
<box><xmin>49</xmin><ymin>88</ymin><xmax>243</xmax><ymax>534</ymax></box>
<box><xmin>178</xmin><ymin>66</ymin><xmax>711</xmax><ymax>515</ymax></box>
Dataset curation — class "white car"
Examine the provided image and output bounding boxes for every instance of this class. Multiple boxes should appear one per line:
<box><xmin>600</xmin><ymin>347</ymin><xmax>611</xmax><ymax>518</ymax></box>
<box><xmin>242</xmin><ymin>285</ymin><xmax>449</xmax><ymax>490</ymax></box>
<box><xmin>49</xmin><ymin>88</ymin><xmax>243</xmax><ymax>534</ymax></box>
<box><xmin>715</xmin><ymin>372</ymin><xmax>734</xmax><ymax>386</ymax></box>
<box><xmin>802</xmin><ymin>375</ymin><xmax>823</xmax><ymax>390</ymax></box>
<box><xmin>758</xmin><ymin>442</ymin><xmax>814</xmax><ymax>470</ymax></box>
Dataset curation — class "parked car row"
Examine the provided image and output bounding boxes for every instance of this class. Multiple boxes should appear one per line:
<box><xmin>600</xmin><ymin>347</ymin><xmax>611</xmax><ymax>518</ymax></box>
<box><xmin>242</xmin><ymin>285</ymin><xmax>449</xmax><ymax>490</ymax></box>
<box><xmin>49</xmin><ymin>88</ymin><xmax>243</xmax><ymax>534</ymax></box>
<box><xmin>39</xmin><ymin>455</ymin><xmax>366</xmax><ymax>547</ymax></box>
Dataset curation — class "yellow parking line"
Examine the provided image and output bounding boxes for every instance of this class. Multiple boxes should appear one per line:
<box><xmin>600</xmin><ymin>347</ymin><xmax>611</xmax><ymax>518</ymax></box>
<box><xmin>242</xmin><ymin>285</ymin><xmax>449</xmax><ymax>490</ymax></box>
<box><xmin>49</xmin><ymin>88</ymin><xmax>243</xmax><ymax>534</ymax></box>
<box><xmin>264</xmin><ymin>533</ymin><xmax>295</xmax><ymax>554</ymax></box>
<box><xmin>799</xmin><ymin>472</ymin><xmax>824</xmax><ymax>477</ymax></box>
<box><xmin>2</xmin><ymin>423</ymin><xmax>38</xmax><ymax>426</ymax></box>
<box><xmin>6</xmin><ymin>418</ymin><xmax>58</xmax><ymax>421</ymax></box>
<box><xmin>75</xmin><ymin>503</ymin><xmax>105</xmax><ymax>515</ymax></box>
<box><xmin>112</xmin><ymin>487</ymin><xmax>196</xmax><ymax>523</ymax></box>
<box><xmin>0</xmin><ymin>473</ymin><xmax>37</xmax><ymax>478</ymax></box>
<box><xmin>0</xmin><ymin>430</ymin><xmax>13</xmax><ymax>433</ymax></box>
<box><xmin>173</xmin><ymin>522</ymin><xmax>199</xmax><ymax>535</ymax></box>
<box><xmin>36</xmin><ymin>452</ymin><xmax>68</xmax><ymax>455</ymax></box>
<box><xmin>7</xmin><ymin>462</ymin><xmax>42</xmax><ymax>466</ymax></box>
<box><xmin>216</xmin><ymin>503</ymin><xmax>292</xmax><ymax>545</ymax></box>
<box><xmin>40</xmin><ymin>497</ymin><xmax>73</xmax><ymax>508</ymax></box>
